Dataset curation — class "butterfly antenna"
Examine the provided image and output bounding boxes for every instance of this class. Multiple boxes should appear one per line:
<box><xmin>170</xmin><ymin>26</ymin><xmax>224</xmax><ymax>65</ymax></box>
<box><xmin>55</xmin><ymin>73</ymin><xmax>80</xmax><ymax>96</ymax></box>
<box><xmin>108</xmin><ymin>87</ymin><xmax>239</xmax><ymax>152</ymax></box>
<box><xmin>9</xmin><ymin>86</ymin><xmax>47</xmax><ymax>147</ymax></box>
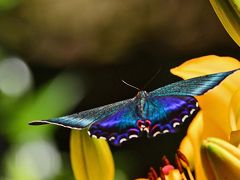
<box><xmin>122</xmin><ymin>80</ymin><xmax>140</xmax><ymax>91</ymax></box>
<box><xmin>142</xmin><ymin>67</ymin><xmax>162</xmax><ymax>90</ymax></box>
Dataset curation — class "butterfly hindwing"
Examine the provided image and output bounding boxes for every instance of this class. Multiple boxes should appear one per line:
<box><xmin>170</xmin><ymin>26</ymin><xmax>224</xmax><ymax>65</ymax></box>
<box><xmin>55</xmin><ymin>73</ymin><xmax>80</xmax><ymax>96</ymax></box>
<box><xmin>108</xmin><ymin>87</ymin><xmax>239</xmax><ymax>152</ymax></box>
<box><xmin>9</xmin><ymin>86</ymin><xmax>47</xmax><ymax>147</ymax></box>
<box><xmin>88</xmin><ymin>100</ymin><xmax>142</xmax><ymax>146</ymax></box>
<box><xmin>144</xmin><ymin>95</ymin><xmax>199</xmax><ymax>138</ymax></box>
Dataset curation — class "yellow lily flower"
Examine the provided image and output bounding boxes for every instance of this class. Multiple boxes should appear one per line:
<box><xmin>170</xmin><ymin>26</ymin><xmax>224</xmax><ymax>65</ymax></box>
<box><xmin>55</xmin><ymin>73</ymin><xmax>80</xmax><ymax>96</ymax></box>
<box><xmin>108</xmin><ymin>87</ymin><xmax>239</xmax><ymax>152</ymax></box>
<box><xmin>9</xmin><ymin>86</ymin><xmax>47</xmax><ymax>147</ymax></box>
<box><xmin>171</xmin><ymin>55</ymin><xmax>240</xmax><ymax>179</ymax></box>
<box><xmin>70</xmin><ymin>129</ymin><xmax>114</xmax><ymax>180</ymax></box>
<box><xmin>209</xmin><ymin>0</ymin><xmax>240</xmax><ymax>46</ymax></box>
<box><xmin>201</xmin><ymin>137</ymin><xmax>240</xmax><ymax>179</ymax></box>
<box><xmin>69</xmin><ymin>55</ymin><xmax>240</xmax><ymax>180</ymax></box>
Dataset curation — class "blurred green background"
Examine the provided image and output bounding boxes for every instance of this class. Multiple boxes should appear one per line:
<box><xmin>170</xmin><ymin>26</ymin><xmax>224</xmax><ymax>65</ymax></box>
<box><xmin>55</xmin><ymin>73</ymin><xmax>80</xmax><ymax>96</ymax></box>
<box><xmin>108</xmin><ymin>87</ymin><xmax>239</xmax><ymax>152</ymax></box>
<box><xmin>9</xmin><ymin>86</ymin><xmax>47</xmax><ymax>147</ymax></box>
<box><xmin>0</xmin><ymin>0</ymin><xmax>239</xmax><ymax>179</ymax></box>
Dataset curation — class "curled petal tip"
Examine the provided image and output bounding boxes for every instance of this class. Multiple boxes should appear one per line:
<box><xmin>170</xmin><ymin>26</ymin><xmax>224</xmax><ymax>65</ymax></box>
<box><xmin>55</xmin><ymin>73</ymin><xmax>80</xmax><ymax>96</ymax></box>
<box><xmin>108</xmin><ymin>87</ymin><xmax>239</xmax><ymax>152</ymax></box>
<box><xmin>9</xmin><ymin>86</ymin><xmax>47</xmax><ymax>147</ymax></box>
<box><xmin>171</xmin><ymin>55</ymin><xmax>240</xmax><ymax>80</ymax></box>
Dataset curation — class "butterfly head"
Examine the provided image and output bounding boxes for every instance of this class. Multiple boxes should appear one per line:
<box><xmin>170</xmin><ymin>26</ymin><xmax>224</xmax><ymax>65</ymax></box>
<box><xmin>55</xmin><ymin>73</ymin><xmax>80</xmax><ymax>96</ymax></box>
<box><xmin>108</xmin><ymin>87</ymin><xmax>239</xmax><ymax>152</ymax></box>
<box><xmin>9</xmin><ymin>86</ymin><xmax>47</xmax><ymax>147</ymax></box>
<box><xmin>137</xmin><ymin>91</ymin><xmax>148</xmax><ymax>98</ymax></box>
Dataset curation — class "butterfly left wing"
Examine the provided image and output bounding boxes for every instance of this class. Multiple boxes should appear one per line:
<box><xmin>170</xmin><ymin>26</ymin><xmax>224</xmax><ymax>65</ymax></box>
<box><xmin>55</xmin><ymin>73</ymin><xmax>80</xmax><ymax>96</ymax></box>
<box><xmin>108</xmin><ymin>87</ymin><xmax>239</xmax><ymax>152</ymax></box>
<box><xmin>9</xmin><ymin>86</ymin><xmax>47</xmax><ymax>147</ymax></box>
<box><xmin>29</xmin><ymin>98</ymin><xmax>134</xmax><ymax>130</ymax></box>
<box><xmin>150</xmin><ymin>69</ymin><xmax>239</xmax><ymax>97</ymax></box>
<box><xmin>30</xmin><ymin>97</ymin><xmax>143</xmax><ymax>145</ymax></box>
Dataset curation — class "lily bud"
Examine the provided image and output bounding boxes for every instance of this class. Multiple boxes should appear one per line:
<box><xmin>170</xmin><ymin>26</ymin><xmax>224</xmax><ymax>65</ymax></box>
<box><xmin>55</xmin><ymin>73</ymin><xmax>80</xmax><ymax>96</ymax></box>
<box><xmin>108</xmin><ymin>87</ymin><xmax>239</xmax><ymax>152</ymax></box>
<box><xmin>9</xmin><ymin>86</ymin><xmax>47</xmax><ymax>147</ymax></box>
<box><xmin>201</xmin><ymin>137</ymin><xmax>240</xmax><ymax>180</ymax></box>
<box><xmin>209</xmin><ymin>0</ymin><xmax>240</xmax><ymax>46</ymax></box>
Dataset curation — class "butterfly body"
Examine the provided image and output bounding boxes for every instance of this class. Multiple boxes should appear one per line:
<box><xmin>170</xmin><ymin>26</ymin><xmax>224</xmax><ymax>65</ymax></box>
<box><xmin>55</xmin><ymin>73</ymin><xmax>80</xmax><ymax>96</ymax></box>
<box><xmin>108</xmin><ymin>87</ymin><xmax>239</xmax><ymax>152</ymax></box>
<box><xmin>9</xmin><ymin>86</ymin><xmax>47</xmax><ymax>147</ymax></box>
<box><xmin>88</xmin><ymin>93</ymin><xmax>199</xmax><ymax>145</ymax></box>
<box><xmin>29</xmin><ymin>68</ymin><xmax>239</xmax><ymax>146</ymax></box>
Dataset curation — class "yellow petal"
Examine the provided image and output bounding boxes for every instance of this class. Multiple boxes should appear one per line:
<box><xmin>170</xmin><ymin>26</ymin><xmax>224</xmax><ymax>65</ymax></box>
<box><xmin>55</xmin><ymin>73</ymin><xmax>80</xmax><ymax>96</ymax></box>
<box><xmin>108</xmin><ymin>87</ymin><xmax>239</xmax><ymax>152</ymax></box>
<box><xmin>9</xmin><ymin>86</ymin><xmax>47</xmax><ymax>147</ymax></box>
<box><xmin>201</xmin><ymin>137</ymin><xmax>240</xmax><ymax>180</ymax></box>
<box><xmin>179</xmin><ymin>136</ymin><xmax>194</xmax><ymax>169</ymax></box>
<box><xmin>229</xmin><ymin>88</ymin><xmax>240</xmax><ymax>131</ymax></box>
<box><xmin>70</xmin><ymin>129</ymin><xmax>114</xmax><ymax>180</ymax></box>
<box><xmin>230</xmin><ymin>130</ymin><xmax>240</xmax><ymax>147</ymax></box>
<box><xmin>209</xmin><ymin>0</ymin><xmax>240</xmax><ymax>46</ymax></box>
<box><xmin>170</xmin><ymin>55</ymin><xmax>240</xmax><ymax>78</ymax></box>
<box><xmin>180</xmin><ymin>111</ymin><xmax>207</xmax><ymax>180</ymax></box>
<box><xmin>229</xmin><ymin>89</ymin><xmax>240</xmax><ymax>147</ymax></box>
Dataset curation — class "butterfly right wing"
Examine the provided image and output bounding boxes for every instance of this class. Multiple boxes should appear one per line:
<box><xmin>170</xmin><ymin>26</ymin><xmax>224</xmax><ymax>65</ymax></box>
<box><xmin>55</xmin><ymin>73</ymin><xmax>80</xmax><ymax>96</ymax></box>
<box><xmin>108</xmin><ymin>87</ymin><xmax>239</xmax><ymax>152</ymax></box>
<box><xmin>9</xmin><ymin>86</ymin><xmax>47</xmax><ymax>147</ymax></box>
<box><xmin>29</xmin><ymin>98</ymin><xmax>134</xmax><ymax>130</ymax></box>
<box><xmin>146</xmin><ymin>69</ymin><xmax>239</xmax><ymax>138</ymax></box>
<box><xmin>150</xmin><ymin>69</ymin><xmax>239</xmax><ymax>97</ymax></box>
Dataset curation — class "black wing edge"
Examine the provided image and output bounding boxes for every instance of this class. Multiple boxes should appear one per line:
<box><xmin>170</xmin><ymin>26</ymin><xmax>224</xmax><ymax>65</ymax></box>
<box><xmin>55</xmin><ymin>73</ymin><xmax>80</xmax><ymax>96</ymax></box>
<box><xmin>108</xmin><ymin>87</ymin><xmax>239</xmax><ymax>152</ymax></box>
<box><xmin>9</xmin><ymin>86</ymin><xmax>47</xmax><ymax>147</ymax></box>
<box><xmin>29</xmin><ymin>121</ymin><xmax>48</xmax><ymax>125</ymax></box>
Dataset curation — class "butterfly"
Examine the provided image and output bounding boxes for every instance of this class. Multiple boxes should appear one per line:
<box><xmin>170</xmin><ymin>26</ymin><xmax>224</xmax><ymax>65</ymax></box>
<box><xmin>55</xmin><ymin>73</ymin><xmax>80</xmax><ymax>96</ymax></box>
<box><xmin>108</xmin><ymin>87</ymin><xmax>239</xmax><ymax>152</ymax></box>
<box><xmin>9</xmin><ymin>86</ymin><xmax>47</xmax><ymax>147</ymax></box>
<box><xmin>29</xmin><ymin>69</ymin><xmax>239</xmax><ymax>146</ymax></box>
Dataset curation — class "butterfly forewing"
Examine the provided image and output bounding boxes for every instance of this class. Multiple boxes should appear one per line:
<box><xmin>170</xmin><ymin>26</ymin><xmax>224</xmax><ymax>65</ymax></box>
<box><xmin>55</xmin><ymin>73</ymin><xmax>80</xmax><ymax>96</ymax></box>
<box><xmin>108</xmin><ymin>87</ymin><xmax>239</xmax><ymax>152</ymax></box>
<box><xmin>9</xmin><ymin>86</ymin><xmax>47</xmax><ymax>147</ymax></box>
<box><xmin>29</xmin><ymin>98</ymin><xmax>133</xmax><ymax>129</ymax></box>
<box><xmin>149</xmin><ymin>69</ymin><xmax>239</xmax><ymax>97</ymax></box>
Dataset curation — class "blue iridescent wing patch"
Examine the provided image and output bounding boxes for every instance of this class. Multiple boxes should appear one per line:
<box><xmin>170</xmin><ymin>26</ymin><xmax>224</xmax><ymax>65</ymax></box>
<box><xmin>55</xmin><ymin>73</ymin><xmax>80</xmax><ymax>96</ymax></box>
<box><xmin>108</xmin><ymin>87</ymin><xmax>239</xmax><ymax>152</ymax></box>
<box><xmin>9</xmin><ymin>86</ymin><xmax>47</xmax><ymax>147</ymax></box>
<box><xmin>88</xmin><ymin>101</ymin><xmax>141</xmax><ymax>146</ymax></box>
<box><xmin>145</xmin><ymin>95</ymin><xmax>199</xmax><ymax>138</ymax></box>
<box><xmin>29</xmin><ymin>69</ymin><xmax>239</xmax><ymax>145</ymax></box>
<box><xmin>29</xmin><ymin>98</ymin><xmax>133</xmax><ymax>129</ymax></box>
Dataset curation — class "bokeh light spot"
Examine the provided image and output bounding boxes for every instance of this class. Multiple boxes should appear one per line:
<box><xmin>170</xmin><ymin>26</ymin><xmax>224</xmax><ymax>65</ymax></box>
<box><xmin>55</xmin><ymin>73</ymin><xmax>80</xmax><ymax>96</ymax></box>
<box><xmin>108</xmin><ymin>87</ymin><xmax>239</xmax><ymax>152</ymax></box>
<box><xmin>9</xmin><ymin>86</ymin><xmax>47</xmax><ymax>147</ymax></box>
<box><xmin>0</xmin><ymin>57</ymin><xmax>32</xmax><ymax>97</ymax></box>
<box><xmin>8</xmin><ymin>140</ymin><xmax>62</xmax><ymax>179</ymax></box>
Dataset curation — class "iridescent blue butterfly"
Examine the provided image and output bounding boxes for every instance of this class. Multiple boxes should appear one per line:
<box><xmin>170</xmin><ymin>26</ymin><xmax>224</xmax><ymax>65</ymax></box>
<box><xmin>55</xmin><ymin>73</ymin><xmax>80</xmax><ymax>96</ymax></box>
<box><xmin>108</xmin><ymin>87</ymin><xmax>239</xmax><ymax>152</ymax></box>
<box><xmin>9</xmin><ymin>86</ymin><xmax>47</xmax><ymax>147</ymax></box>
<box><xmin>29</xmin><ymin>69</ymin><xmax>239</xmax><ymax>145</ymax></box>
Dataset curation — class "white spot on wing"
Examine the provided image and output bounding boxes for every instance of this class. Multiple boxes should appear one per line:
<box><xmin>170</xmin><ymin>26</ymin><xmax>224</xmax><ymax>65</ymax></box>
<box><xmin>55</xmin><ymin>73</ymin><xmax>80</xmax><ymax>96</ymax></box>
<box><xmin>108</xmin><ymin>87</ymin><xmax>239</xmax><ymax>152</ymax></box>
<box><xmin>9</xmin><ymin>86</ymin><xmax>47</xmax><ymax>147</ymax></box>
<box><xmin>140</xmin><ymin>125</ymin><xmax>145</xmax><ymax>131</ymax></box>
<box><xmin>182</xmin><ymin>115</ymin><xmax>188</xmax><ymax>122</ymax></box>
<box><xmin>87</xmin><ymin>131</ymin><xmax>91</xmax><ymax>136</ymax></box>
<box><xmin>173</xmin><ymin>122</ymin><xmax>180</xmax><ymax>128</ymax></box>
<box><xmin>153</xmin><ymin>131</ymin><xmax>161</xmax><ymax>137</ymax></box>
<box><xmin>109</xmin><ymin>137</ymin><xmax>115</xmax><ymax>141</ymax></box>
<box><xmin>190</xmin><ymin>109</ymin><xmax>195</xmax><ymax>115</ymax></box>
<box><xmin>162</xmin><ymin>129</ymin><xmax>169</xmax><ymax>134</ymax></box>
<box><xmin>129</xmin><ymin>134</ymin><xmax>138</xmax><ymax>139</ymax></box>
<box><xmin>99</xmin><ymin>136</ymin><xmax>106</xmax><ymax>140</ymax></box>
<box><xmin>91</xmin><ymin>135</ymin><xmax>97</xmax><ymax>138</ymax></box>
<box><xmin>196</xmin><ymin>102</ymin><xmax>199</xmax><ymax>107</ymax></box>
<box><xmin>119</xmin><ymin>138</ymin><xmax>127</xmax><ymax>144</ymax></box>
